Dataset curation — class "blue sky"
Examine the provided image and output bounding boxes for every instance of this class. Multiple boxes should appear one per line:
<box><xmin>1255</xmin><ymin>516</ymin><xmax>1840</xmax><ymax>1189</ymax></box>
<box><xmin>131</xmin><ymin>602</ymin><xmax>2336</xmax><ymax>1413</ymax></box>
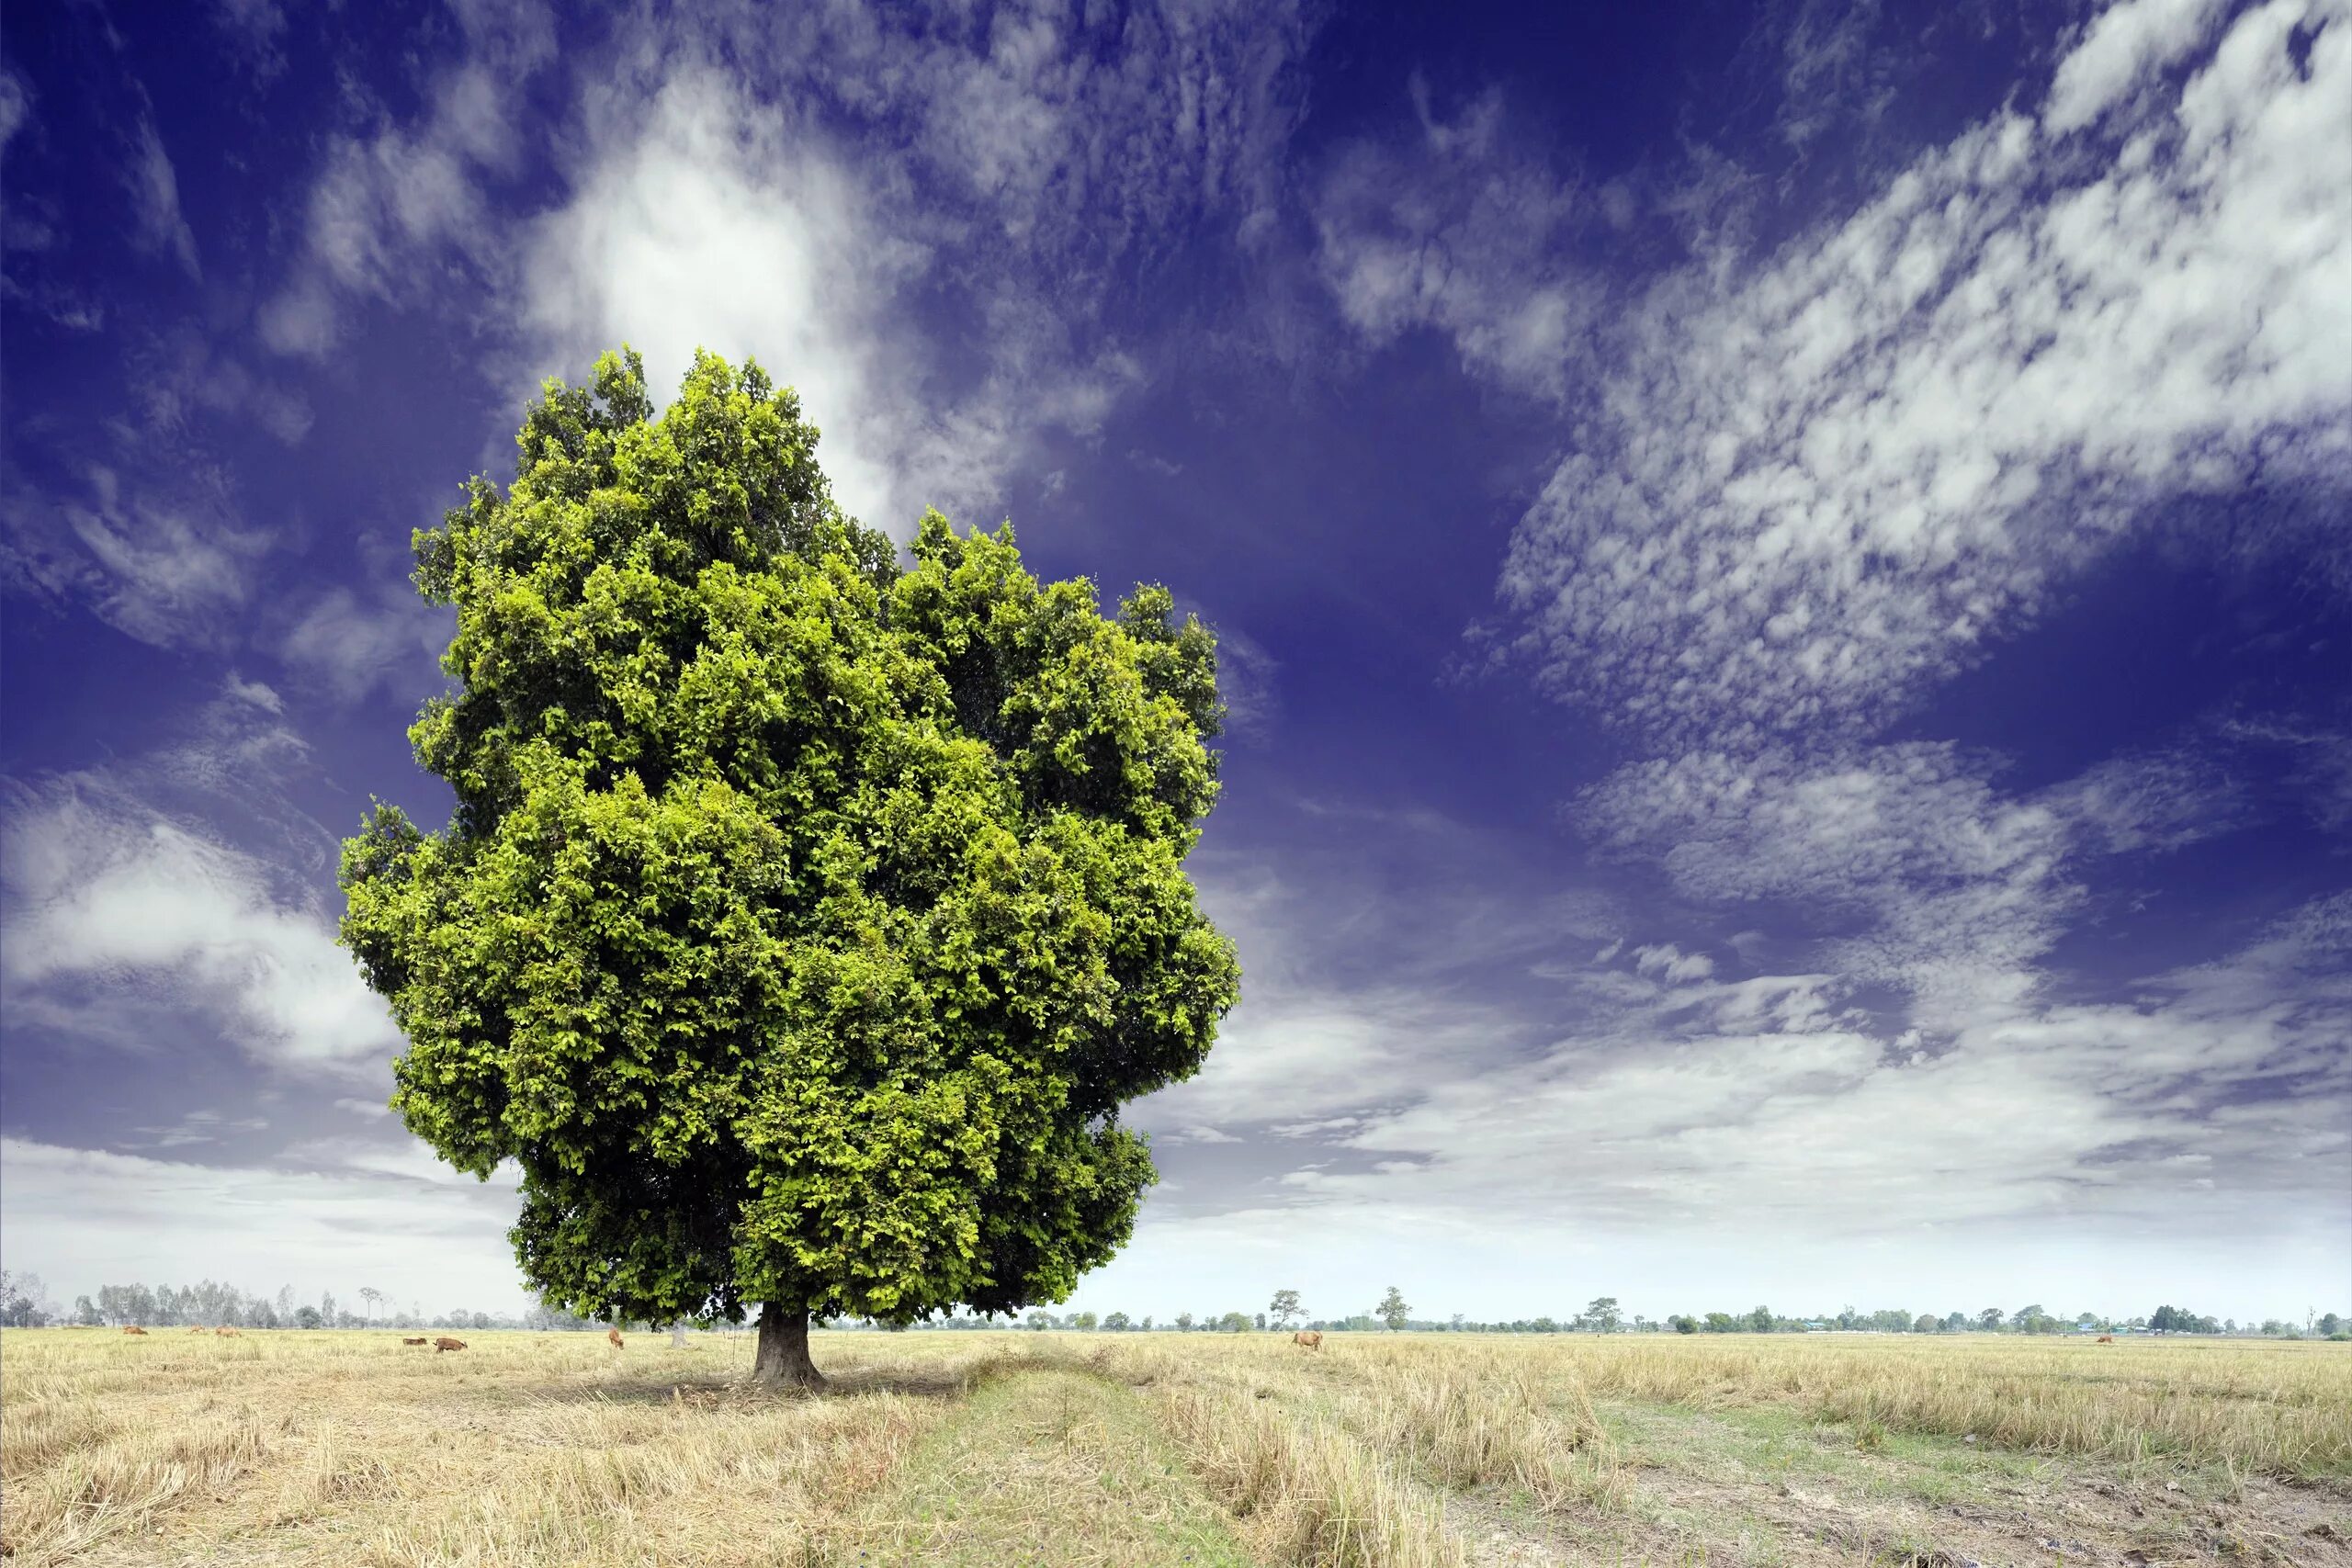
<box><xmin>2</xmin><ymin>0</ymin><xmax>2346</xmax><ymax>1327</ymax></box>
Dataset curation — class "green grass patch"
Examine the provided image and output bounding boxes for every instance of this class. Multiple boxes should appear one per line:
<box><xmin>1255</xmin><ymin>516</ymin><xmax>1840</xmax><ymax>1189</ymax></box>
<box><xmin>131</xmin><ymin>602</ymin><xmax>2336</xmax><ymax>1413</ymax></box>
<box><xmin>837</xmin><ymin>1367</ymin><xmax>1259</xmax><ymax>1567</ymax></box>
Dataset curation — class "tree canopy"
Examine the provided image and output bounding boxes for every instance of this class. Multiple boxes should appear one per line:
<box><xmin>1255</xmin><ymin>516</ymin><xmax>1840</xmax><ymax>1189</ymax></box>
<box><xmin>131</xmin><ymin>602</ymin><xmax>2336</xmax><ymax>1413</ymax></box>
<box><xmin>340</xmin><ymin>348</ymin><xmax>1239</xmax><ymax>1384</ymax></box>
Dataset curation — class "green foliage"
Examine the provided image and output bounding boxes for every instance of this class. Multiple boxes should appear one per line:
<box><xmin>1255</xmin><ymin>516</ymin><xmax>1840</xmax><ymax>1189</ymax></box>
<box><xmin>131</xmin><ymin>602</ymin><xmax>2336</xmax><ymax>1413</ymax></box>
<box><xmin>341</xmin><ymin>348</ymin><xmax>1239</xmax><ymax>1331</ymax></box>
<box><xmin>1376</xmin><ymin>1285</ymin><xmax>1409</xmax><ymax>1330</ymax></box>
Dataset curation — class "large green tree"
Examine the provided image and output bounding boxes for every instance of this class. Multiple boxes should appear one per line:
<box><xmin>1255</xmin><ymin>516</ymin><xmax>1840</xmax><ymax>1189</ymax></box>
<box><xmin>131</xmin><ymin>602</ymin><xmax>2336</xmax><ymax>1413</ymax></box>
<box><xmin>341</xmin><ymin>349</ymin><xmax>1239</xmax><ymax>1387</ymax></box>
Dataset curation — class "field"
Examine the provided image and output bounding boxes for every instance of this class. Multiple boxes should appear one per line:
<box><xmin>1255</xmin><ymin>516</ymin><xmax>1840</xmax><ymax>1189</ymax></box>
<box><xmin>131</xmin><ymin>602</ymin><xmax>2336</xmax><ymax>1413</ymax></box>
<box><xmin>3</xmin><ymin>1329</ymin><xmax>2346</xmax><ymax>1568</ymax></box>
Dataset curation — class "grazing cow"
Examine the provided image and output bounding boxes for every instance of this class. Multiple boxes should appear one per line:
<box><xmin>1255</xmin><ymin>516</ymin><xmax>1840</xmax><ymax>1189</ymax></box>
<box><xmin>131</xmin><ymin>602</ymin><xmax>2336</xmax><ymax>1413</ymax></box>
<box><xmin>215</xmin><ymin>1326</ymin><xmax>241</xmax><ymax>1337</ymax></box>
<box><xmin>122</xmin><ymin>1325</ymin><xmax>149</xmax><ymax>1336</ymax></box>
<box><xmin>187</xmin><ymin>1325</ymin><xmax>208</xmax><ymax>1334</ymax></box>
<box><xmin>608</xmin><ymin>1326</ymin><xmax>624</xmax><ymax>1349</ymax></box>
<box><xmin>434</xmin><ymin>1337</ymin><xmax>467</xmax><ymax>1352</ymax></box>
<box><xmin>403</xmin><ymin>1337</ymin><xmax>430</xmax><ymax>1346</ymax></box>
<box><xmin>1293</xmin><ymin>1330</ymin><xmax>1324</xmax><ymax>1351</ymax></box>
<box><xmin>2097</xmin><ymin>1334</ymin><xmax>2115</xmax><ymax>1344</ymax></box>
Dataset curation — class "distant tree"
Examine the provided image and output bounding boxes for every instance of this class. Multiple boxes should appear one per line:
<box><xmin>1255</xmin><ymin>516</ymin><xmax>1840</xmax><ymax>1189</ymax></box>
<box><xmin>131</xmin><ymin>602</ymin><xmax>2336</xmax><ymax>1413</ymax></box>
<box><xmin>1102</xmin><ymin>1311</ymin><xmax>1131</xmax><ymax>1331</ymax></box>
<box><xmin>1219</xmin><ymin>1311</ymin><xmax>1250</xmax><ymax>1333</ymax></box>
<box><xmin>295</xmin><ymin>1306</ymin><xmax>322</xmax><ymax>1329</ymax></box>
<box><xmin>2151</xmin><ymin>1304</ymin><xmax>2178</xmax><ymax>1334</ymax></box>
<box><xmin>2010</xmin><ymin>1304</ymin><xmax>2044</xmax><ymax>1330</ymax></box>
<box><xmin>321</xmin><ymin>1291</ymin><xmax>338</xmax><ymax>1326</ymax></box>
<box><xmin>1586</xmin><ymin>1296</ymin><xmax>1623</xmax><ymax>1333</ymax></box>
<box><xmin>1175</xmin><ymin>1312</ymin><xmax>1194</xmax><ymax>1332</ymax></box>
<box><xmin>1703</xmin><ymin>1312</ymin><xmax>1737</xmax><ymax>1333</ymax></box>
<box><xmin>1747</xmin><ymin>1304</ymin><xmax>1772</xmax><ymax>1334</ymax></box>
<box><xmin>1269</xmin><ymin>1289</ymin><xmax>1303</xmax><ymax>1329</ymax></box>
<box><xmin>2323</xmin><ymin>1313</ymin><xmax>2344</xmax><ymax>1337</ymax></box>
<box><xmin>1669</xmin><ymin>1314</ymin><xmax>1698</xmax><ymax>1334</ymax></box>
<box><xmin>74</xmin><ymin>1294</ymin><xmax>102</xmax><ymax>1326</ymax></box>
<box><xmin>338</xmin><ymin>351</ymin><xmax>1239</xmax><ymax>1390</ymax></box>
<box><xmin>1024</xmin><ymin>1310</ymin><xmax>1050</xmax><ymax>1331</ymax></box>
<box><xmin>277</xmin><ymin>1284</ymin><xmax>298</xmax><ymax>1322</ymax></box>
<box><xmin>0</xmin><ymin>1271</ymin><xmax>51</xmax><ymax>1327</ymax></box>
<box><xmin>1915</xmin><ymin>1314</ymin><xmax>1939</xmax><ymax>1334</ymax></box>
<box><xmin>1140</xmin><ymin>1315</ymin><xmax>1153</xmax><ymax>1331</ymax></box>
<box><xmin>359</xmin><ymin>1287</ymin><xmax>385</xmax><ymax>1326</ymax></box>
<box><xmin>1942</xmin><ymin>1311</ymin><xmax>1967</xmax><ymax>1332</ymax></box>
<box><xmin>1977</xmin><ymin>1307</ymin><xmax>2002</xmax><ymax>1331</ymax></box>
<box><xmin>1376</xmin><ymin>1287</ymin><xmax>1410</xmax><ymax>1331</ymax></box>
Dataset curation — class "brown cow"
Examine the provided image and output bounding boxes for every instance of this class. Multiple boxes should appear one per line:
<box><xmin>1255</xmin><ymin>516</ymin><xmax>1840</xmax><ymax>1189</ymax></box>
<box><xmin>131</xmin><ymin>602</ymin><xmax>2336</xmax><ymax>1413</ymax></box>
<box><xmin>434</xmin><ymin>1337</ymin><xmax>467</xmax><ymax>1352</ymax></box>
<box><xmin>403</xmin><ymin>1337</ymin><xmax>430</xmax><ymax>1346</ymax></box>
<box><xmin>214</xmin><ymin>1326</ymin><xmax>241</xmax><ymax>1337</ymax></box>
<box><xmin>122</xmin><ymin>1325</ymin><xmax>149</xmax><ymax>1336</ymax></box>
<box><xmin>608</xmin><ymin>1326</ymin><xmax>624</xmax><ymax>1349</ymax></box>
<box><xmin>2097</xmin><ymin>1334</ymin><xmax>2115</xmax><ymax>1344</ymax></box>
<box><xmin>187</xmin><ymin>1325</ymin><xmax>208</xmax><ymax>1334</ymax></box>
<box><xmin>1293</xmin><ymin>1330</ymin><xmax>1324</xmax><ymax>1351</ymax></box>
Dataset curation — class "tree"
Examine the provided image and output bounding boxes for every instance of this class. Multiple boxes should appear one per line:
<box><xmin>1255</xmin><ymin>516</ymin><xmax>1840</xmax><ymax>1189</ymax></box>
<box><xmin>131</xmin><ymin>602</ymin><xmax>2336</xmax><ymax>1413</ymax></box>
<box><xmin>1703</xmin><ymin>1312</ymin><xmax>1737</xmax><ymax>1333</ymax></box>
<box><xmin>1747</xmin><ymin>1304</ymin><xmax>1772</xmax><ymax>1334</ymax></box>
<box><xmin>1586</xmin><ymin>1296</ymin><xmax>1622</xmax><ymax>1333</ymax></box>
<box><xmin>1376</xmin><ymin>1287</ymin><xmax>1410</xmax><ymax>1331</ymax></box>
<box><xmin>359</xmin><ymin>1287</ymin><xmax>384</xmax><ymax>1326</ymax></box>
<box><xmin>1024</xmin><ymin>1310</ymin><xmax>1050</xmax><ymax>1332</ymax></box>
<box><xmin>1669</xmin><ymin>1314</ymin><xmax>1698</xmax><ymax>1334</ymax></box>
<box><xmin>1270</xmin><ymin>1289</ymin><xmax>1302</xmax><ymax>1329</ymax></box>
<box><xmin>1102</xmin><ymin>1311</ymin><xmax>1131</xmax><ymax>1331</ymax></box>
<box><xmin>296</xmin><ymin>1306</ymin><xmax>322</xmax><ymax>1329</ymax></box>
<box><xmin>2323</xmin><ymin>1313</ymin><xmax>2344</xmax><ymax>1337</ymax></box>
<box><xmin>0</xmin><ymin>1271</ymin><xmax>50</xmax><ymax>1327</ymax></box>
<box><xmin>1914</xmin><ymin>1314</ymin><xmax>1939</xmax><ymax>1334</ymax></box>
<box><xmin>340</xmin><ymin>351</ymin><xmax>1240</xmax><ymax>1390</ymax></box>
<box><xmin>1175</xmin><ymin>1312</ymin><xmax>1193</xmax><ymax>1332</ymax></box>
<box><xmin>1977</xmin><ymin>1307</ymin><xmax>2003</xmax><ymax>1331</ymax></box>
<box><xmin>1071</xmin><ymin>1311</ymin><xmax>1099</xmax><ymax>1331</ymax></box>
<box><xmin>1218</xmin><ymin>1311</ymin><xmax>1250</xmax><ymax>1333</ymax></box>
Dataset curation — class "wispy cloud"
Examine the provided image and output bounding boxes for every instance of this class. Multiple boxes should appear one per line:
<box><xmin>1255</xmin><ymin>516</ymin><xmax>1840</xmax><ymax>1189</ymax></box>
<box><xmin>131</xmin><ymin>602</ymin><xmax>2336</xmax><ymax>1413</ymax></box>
<box><xmin>258</xmin><ymin>0</ymin><xmax>555</xmax><ymax>357</ymax></box>
<box><xmin>1482</xmin><ymin>0</ymin><xmax>2349</xmax><ymax>743</ymax></box>
<box><xmin>278</xmin><ymin>586</ymin><xmax>451</xmax><ymax>705</ymax></box>
<box><xmin>126</xmin><ymin>116</ymin><xmax>200</xmax><ymax>280</ymax></box>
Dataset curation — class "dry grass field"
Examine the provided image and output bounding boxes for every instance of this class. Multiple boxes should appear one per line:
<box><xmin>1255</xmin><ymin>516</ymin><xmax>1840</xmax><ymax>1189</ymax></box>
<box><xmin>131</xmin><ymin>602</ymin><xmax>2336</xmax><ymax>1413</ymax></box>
<box><xmin>3</xmin><ymin>1327</ymin><xmax>2346</xmax><ymax>1568</ymax></box>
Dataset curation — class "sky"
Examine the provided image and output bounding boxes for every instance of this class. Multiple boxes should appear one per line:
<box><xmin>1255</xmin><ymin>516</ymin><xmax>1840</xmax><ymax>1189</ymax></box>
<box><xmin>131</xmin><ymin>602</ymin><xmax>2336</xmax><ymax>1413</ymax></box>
<box><xmin>2</xmin><ymin>0</ymin><xmax>2346</xmax><ymax>1329</ymax></box>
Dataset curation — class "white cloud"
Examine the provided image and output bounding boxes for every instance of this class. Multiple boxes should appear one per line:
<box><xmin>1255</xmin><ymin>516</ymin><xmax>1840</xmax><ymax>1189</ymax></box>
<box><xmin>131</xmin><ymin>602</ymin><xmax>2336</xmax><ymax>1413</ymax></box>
<box><xmin>126</xmin><ymin>116</ymin><xmax>200</xmax><ymax>279</ymax></box>
<box><xmin>0</xmin><ymin>1137</ymin><xmax>528</xmax><ymax>1312</ymax></box>
<box><xmin>2045</xmin><ymin>0</ymin><xmax>2228</xmax><ymax>135</ymax></box>
<box><xmin>0</xmin><ymin>703</ymin><xmax>399</xmax><ymax>1076</ymax></box>
<box><xmin>1634</xmin><ymin>942</ymin><xmax>1715</xmax><ymax>983</ymax></box>
<box><xmin>518</xmin><ymin>70</ymin><xmax>916</xmax><ymax>531</ymax></box>
<box><xmin>1315</xmin><ymin>82</ymin><xmax>1594</xmax><ymax>400</ymax></box>
<box><xmin>1165</xmin><ymin>1125</ymin><xmax>1244</xmax><ymax>1145</ymax></box>
<box><xmin>1476</xmin><ymin>0</ymin><xmax>2352</xmax><ymax>743</ymax></box>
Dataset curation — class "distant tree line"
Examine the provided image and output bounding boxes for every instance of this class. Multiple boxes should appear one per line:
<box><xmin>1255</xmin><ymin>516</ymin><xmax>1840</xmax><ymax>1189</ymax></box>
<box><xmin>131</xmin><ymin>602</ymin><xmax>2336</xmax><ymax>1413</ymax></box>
<box><xmin>5</xmin><ymin>1271</ymin><xmax>2340</xmax><ymax>1342</ymax></box>
<box><xmin>0</xmin><ymin>1272</ymin><xmax>637</xmax><ymax>1333</ymax></box>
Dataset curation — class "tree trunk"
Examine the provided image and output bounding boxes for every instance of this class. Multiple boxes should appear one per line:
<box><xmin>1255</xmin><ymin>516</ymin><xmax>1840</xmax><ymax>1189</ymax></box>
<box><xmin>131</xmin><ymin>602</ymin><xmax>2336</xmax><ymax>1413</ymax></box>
<box><xmin>671</xmin><ymin>1321</ymin><xmax>689</xmax><ymax>1348</ymax></box>
<box><xmin>750</xmin><ymin>1303</ymin><xmax>824</xmax><ymax>1390</ymax></box>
